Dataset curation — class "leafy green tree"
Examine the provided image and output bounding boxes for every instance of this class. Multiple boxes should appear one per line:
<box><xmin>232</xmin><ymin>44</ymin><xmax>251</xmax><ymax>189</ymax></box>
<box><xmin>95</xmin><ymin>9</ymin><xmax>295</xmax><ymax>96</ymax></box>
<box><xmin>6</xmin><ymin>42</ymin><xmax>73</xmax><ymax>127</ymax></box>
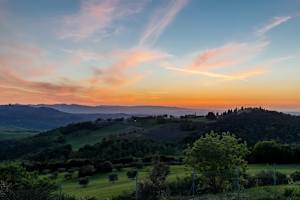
<box><xmin>185</xmin><ymin>132</ymin><xmax>248</xmax><ymax>193</ymax></box>
<box><xmin>0</xmin><ymin>163</ymin><xmax>56</xmax><ymax>200</ymax></box>
<box><xmin>251</xmin><ymin>140</ymin><xmax>293</xmax><ymax>164</ymax></box>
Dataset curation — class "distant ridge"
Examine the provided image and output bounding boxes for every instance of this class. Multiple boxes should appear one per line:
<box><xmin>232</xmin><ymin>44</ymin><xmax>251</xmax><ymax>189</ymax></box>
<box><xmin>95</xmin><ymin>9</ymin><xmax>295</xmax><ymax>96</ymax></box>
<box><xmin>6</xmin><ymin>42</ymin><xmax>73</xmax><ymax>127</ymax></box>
<box><xmin>34</xmin><ymin>104</ymin><xmax>212</xmax><ymax>116</ymax></box>
<box><xmin>0</xmin><ymin>105</ymin><xmax>129</xmax><ymax>130</ymax></box>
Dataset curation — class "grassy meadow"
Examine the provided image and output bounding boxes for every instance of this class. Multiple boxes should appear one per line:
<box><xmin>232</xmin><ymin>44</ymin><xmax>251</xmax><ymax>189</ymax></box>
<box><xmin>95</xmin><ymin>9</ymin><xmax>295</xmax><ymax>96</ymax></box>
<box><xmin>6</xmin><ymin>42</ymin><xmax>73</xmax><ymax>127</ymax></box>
<box><xmin>57</xmin><ymin>164</ymin><xmax>300</xmax><ymax>199</ymax></box>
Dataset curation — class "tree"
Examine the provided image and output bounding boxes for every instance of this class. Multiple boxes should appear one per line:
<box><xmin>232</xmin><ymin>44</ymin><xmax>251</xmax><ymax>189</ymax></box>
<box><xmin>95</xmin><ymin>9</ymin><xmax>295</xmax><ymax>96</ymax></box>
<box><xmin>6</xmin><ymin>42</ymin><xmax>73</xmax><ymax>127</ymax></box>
<box><xmin>138</xmin><ymin>155</ymin><xmax>170</xmax><ymax>200</ymax></box>
<box><xmin>78</xmin><ymin>177</ymin><xmax>89</xmax><ymax>187</ymax></box>
<box><xmin>185</xmin><ymin>132</ymin><xmax>248</xmax><ymax>193</ymax></box>
<box><xmin>108</xmin><ymin>174</ymin><xmax>118</xmax><ymax>184</ymax></box>
<box><xmin>206</xmin><ymin>112</ymin><xmax>216</xmax><ymax>120</ymax></box>
<box><xmin>250</xmin><ymin>140</ymin><xmax>293</xmax><ymax>164</ymax></box>
<box><xmin>0</xmin><ymin>163</ymin><xmax>56</xmax><ymax>200</ymax></box>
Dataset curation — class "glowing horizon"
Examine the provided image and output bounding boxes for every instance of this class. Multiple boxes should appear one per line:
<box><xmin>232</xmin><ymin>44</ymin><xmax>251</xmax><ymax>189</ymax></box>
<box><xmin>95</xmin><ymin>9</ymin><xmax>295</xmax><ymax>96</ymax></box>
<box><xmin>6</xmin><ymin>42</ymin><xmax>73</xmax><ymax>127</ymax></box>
<box><xmin>0</xmin><ymin>0</ymin><xmax>299</xmax><ymax>110</ymax></box>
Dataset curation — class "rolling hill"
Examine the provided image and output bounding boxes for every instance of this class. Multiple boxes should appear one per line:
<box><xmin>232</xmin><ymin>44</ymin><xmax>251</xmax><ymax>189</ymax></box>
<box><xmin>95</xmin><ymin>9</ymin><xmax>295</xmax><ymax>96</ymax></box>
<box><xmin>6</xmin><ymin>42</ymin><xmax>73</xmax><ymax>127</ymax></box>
<box><xmin>1</xmin><ymin>107</ymin><xmax>300</xmax><ymax>161</ymax></box>
<box><xmin>0</xmin><ymin>105</ymin><xmax>129</xmax><ymax>130</ymax></box>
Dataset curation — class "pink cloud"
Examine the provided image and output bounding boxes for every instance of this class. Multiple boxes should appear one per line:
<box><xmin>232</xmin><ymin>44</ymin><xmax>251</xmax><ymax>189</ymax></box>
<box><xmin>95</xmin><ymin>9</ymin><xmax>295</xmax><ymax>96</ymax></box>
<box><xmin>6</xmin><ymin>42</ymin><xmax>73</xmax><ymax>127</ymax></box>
<box><xmin>60</xmin><ymin>0</ymin><xmax>146</xmax><ymax>41</ymax></box>
<box><xmin>93</xmin><ymin>48</ymin><xmax>169</xmax><ymax>85</ymax></box>
<box><xmin>0</xmin><ymin>41</ymin><xmax>55</xmax><ymax>77</ymax></box>
<box><xmin>139</xmin><ymin>0</ymin><xmax>189</xmax><ymax>46</ymax></box>
<box><xmin>189</xmin><ymin>41</ymin><xmax>269</xmax><ymax>70</ymax></box>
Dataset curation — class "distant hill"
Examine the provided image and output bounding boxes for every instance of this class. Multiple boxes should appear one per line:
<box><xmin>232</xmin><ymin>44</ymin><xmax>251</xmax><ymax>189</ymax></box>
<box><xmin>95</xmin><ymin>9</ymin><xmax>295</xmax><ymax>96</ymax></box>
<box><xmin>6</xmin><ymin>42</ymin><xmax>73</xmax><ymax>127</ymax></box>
<box><xmin>34</xmin><ymin>104</ymin><xmax>211</xmax><ymax>116</ymax></box>
<box><xmin>0</xmin><ymin>105</ymin><xmax>129</xmax><ymax>130</ymax></box>
<box><xmin>1</xmin><ymin>107</ymin><xmax>300</xmax><ymax>161</ymax></box>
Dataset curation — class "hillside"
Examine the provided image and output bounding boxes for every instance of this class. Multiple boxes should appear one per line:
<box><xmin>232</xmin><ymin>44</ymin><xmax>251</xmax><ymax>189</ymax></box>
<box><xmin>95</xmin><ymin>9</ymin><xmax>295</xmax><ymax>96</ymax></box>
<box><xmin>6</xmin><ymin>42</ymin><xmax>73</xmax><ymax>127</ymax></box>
<box><xmin>1</xmin><ymin>108</ymin><xmax>300</xmax><ymax>161</ymax></box>
<box><xmin>0</xmin><ymin>105</ymin><xmax>129</xmax><ymax>130</ymax></box>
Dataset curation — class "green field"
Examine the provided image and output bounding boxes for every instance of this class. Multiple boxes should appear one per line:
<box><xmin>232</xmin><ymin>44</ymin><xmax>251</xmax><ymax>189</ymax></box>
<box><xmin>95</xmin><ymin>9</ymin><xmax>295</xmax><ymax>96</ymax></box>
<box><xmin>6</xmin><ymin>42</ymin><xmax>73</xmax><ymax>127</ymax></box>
<box><xmin>59</xmin><ymin>164</ymin><xmax>300</xmax><ymax>199</ymax></box>
<box><xmin>0</xmin><ymin>127</ymin><xmax>38</xmax><ymax>141</ymax></box>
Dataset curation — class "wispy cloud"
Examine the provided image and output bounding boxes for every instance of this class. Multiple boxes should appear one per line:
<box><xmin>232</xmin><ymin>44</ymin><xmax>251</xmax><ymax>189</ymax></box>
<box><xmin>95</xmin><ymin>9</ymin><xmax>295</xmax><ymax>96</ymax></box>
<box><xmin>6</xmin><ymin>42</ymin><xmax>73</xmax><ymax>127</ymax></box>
<box><xmin>164</xmin><ymin>65</ymin><xmax>265</xmax><ymax>81</ymax></box>
<box><xmin>139</xmin><ymin>0</ymin><xmax>188</xmax><ymax>46</ymax></box>
<box><xmin>0</xmin><ymin>41</ymin><xmax>55</xmax><ymax>77</ymax></box>
<box><xmin>165</xmin><ymin>55</ymin><xmax>293</xmax><ymax>81</ymax></box>
<box><xmin>60</xmin><ymin>0</ymin><xmax>146</xmax><ymax>41</ymax></box>
<box><xmin>189</xmin><ymin>41</ymin><xmax>268</xmax><ymax>70</ymax></box>
<box><xmin>0</xmin><ymin>69</ymin><xmax>86</xmax><ymax>103</ymax></box>
<box><xmin>256</xmin><ymin>16</ymin><xmax>292</xmax><ymax>36</ymax></box>
<box><xmin>92</xmin><ymin>48</ymin><xmax>169</xmax><ymax>86</ymax></box>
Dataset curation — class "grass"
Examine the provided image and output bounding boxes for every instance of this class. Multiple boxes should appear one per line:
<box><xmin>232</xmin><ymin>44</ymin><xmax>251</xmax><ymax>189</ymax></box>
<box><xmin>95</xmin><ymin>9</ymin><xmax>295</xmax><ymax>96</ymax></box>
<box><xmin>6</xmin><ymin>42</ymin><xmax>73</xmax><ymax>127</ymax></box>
<box><xmin>61</xmin><ymin>165</ymin><xmax>189</xmax><ymax>199</ymax></box>
<box><xmin>65</xmin><ymin>123</ymin><xmax>131</xmax><ymax>149</ymax></box>
<box><xmin>0</xmin><ymin>127</ymin><xmax>38</xmax><ymax>141</ymax></box>
<box><xmin>59</xmin><ymin>164</ymin><xmax>300</xmax><ymax>199</ymax></box>
<box><xmin>248</xmin><ymin>164</ymin><xmax>300</xmax><ymax>175</ymax></box>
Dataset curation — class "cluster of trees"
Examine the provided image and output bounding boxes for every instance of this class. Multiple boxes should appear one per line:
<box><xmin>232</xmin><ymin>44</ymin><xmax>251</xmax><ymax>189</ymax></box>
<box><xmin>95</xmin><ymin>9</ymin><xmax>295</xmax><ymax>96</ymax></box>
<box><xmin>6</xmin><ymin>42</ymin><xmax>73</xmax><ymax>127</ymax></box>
<box><xmin>75</xmin><ymin>136</ymin><xmax>177</xmax><ymax>161</ymax></box>
<box><xmin>249</xmin><ymin>140</ymin><xmax>300</xmax><ymax>164</ymax></box>
<box><xmin>3</xmin><ymin>132</ymin><xmax>300</xmax><ymax>200</ymax></box>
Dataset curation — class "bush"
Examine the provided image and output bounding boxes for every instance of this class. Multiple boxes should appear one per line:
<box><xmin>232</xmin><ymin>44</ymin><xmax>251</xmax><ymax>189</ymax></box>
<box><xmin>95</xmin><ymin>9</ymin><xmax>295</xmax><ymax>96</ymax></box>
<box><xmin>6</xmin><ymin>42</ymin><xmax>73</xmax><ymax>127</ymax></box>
<box><xmin>126</xmin><ymin>169</ymin><xmax>137</xmax><ymax>179</ymax></box>
<box><xmin>108</xmin><ymin>174</ymin><xmax>118</xmax><ymax>184</ymax></box>
<box><xmin>255</xmin><ymin>170</ymin><xmax>288</xmax><ymax>186</ymax></box>
<box><xmin>78</xmin><ymin>165</ymin><xmax>95</xmax><ymax>177</ymax></box>
<box><xmin>290</xmin><ymin>171</ymin><xmax>300</xmax><ymax>182</ymax></box>
<box><xmin>78</xmin><ymin>177</ymin><xmax>89</xmax><ymax>187</ymax></box>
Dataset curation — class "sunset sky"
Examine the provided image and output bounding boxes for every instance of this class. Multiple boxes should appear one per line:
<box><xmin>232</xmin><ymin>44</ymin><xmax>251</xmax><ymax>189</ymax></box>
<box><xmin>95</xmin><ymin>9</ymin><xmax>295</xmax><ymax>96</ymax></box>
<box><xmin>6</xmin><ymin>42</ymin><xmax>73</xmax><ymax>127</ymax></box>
<box><xmin>0</xmin><ymin>0</ymin><xmax>300</xmax><ymax>110</ymax></box>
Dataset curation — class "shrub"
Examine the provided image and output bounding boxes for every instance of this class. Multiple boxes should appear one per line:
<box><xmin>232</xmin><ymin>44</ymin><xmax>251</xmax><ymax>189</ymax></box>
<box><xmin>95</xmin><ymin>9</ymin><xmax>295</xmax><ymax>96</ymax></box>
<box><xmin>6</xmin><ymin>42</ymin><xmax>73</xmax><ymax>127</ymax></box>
<box><xmin>290</xmin><ymin>171</ymin><xmax>300</xmax><ymax>182</ymax></box>
<box><xmin>126</xmin><ymin>169</ymin><xmax>137</xmax><ymax>179</ymax></box>
<box><xmin>78</xmin><ymin>177</ymin><xmax>89</xmax><ymax>187</ymax></box>
<box><xmin>255</xmin><ymin>170</ymin><xmax>288</xmax><ymax>186</ymax></box>
<box><xmin>108</xmin><ymin>174</ymin><xmax>118</xmax><ymax>184</ymax></box>
<box><xmin>78</xmin><ymin>165</ymin><xmax>95</xmax><ymax>177</ymax></box>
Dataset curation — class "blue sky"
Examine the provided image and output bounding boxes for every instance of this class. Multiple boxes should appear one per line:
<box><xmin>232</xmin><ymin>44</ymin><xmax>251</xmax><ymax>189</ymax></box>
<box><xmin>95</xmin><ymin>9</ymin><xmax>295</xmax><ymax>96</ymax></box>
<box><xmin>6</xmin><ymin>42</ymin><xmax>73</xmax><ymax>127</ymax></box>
<box><xmin>0</xmin><ymin>0</ymin><xmax>299</xmax><ymax>109</ymax></box>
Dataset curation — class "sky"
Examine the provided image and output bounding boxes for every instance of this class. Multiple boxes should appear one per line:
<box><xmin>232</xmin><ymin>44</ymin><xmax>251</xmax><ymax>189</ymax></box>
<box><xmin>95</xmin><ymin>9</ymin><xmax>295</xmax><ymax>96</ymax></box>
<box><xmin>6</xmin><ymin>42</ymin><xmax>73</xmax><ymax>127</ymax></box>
<box><xmin>0</xmin><ymin>0</ymin><xmax>300</xmax><ymax>110</ymax></box>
